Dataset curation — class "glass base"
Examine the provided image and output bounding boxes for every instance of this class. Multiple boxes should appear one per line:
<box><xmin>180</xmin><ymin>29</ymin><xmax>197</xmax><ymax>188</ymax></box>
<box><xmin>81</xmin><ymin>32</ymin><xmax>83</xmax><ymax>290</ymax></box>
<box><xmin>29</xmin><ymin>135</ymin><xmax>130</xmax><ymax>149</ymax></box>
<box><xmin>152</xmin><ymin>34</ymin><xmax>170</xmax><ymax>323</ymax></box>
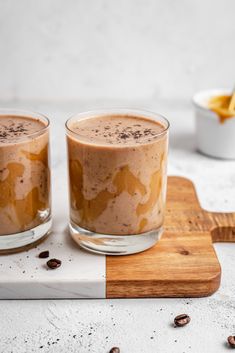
<box><xmin>69</xmin><ymin>221</ymin><xmax>163</xmax><ymax>255</ymax></box>
<box><xmin>0</xmin><ymin>217</ymin><xmax>52</xmax><ymax>253</ymax></box>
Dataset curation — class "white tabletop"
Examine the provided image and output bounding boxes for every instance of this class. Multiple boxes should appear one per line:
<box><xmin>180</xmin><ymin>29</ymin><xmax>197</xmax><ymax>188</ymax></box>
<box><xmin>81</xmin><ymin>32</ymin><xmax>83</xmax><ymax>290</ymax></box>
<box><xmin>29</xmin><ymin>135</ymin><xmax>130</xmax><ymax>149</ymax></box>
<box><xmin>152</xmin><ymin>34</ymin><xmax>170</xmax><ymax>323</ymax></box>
<box><xmin>1</xmin><ymin>99</ymin><xmax>235</xmax><ymax>353</ymax></box>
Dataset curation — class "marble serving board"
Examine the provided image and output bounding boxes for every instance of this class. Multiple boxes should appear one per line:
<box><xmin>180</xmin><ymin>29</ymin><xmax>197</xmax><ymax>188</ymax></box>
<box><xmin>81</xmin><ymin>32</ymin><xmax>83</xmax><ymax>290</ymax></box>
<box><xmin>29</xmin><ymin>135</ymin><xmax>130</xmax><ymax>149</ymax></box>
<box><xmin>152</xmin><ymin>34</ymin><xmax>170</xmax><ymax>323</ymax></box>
<box><xmin>0</xmin><ymin>230</ymin><xmax>106</xmax><ymax>299</ymax></box>
<box><xmin>0</xmin><ymin>162</ymin><xmax>106</xmax><ymax>299</ymax></box>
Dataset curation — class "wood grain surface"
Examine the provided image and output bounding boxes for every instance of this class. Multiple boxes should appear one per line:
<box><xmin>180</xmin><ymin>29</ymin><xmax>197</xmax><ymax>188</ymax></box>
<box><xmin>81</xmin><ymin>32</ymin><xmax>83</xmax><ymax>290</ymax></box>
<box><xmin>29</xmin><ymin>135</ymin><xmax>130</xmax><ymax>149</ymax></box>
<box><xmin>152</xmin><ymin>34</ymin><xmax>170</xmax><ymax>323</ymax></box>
<box><xmin>106</xmin><ymin>177</ymin><xmax>235</xmax><ymax>298</ymax></box>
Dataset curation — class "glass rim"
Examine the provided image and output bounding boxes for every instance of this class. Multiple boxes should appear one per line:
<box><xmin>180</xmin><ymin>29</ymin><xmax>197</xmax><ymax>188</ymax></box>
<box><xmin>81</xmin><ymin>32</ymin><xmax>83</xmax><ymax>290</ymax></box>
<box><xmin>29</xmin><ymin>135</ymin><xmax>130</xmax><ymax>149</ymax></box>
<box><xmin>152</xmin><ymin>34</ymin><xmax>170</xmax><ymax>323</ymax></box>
<box><xmin>0</xmin><ymin>108</ymin><xmax>50</xmax><ymax>145</ymax></box>
<box><xmin>65</xmin><ymin>108</ymin><xmax>170</xmax><ymax>146</ymax></box>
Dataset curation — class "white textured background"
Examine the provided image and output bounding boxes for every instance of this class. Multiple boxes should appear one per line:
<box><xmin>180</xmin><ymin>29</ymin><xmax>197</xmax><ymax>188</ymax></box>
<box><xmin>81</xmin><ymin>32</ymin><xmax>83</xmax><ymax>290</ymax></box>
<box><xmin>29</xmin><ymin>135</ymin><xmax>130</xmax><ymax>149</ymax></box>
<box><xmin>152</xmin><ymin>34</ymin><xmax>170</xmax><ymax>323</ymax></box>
<box><xmin>1</xmin><ymin>1</ymin><xmax>235</xmax><ymax>352</ymax></box>
<box><xmin>0</xmin><ymin>0</ymin><xmax>234</xmax><ymax>101</ymax></box>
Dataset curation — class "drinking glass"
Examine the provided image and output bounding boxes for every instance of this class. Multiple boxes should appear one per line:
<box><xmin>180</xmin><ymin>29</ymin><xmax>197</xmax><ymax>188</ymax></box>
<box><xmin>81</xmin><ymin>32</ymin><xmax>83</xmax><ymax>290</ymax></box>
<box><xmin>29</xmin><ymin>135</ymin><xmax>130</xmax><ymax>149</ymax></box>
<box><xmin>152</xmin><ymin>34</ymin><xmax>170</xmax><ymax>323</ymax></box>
<box><xmin>0</xmin><ymin>109</ymin><xmax>52</xmax><ymax>252</ymax></box>
<box><xmin>66</xmin><ymin>109</ymin><xmax>169</xmax><ymax>255</ymax></box>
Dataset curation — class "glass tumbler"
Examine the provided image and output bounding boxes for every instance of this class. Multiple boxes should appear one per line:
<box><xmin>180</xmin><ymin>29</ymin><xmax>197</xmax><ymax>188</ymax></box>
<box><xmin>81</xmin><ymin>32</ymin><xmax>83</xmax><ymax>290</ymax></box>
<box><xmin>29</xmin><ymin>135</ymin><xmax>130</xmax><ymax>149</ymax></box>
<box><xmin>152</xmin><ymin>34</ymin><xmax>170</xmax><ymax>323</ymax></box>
<box><xmin>66</xmin><ymin>109</ymin><xmax>169</xmax><ymax>255</ymax></box>
<box><xmin>0</xmin><ymin>109</ymin><xmax>52</xmax><ymax>252</ymax></box>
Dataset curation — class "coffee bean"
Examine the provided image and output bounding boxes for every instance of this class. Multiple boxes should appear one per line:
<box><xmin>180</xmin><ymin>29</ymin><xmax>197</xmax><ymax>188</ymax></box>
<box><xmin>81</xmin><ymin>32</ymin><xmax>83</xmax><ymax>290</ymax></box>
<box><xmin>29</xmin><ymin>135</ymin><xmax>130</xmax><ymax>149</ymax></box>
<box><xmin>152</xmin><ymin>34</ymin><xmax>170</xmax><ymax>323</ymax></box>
<box><xmin>174</xmin><ymin>314</ymin><xmax>190</xmax><ymax>327</ymax></box>
<box><xmin>39</xmin><ymin>251</ymin><xmax>49</xmax><ymax>259</ymax></box>
<box><xmin>47</xmin><ymin>258</ymin><xmax>61</xmax><ymax>269</ymax></box>
<box><xmin>109</xmin><ymin>347</ymin><xmax>120</xmax><ymax>353</ymax></box>
<box><xmin>228</xmin><ymin>336</ymin><xmax>235</xmax><ymax>348</ymax></box>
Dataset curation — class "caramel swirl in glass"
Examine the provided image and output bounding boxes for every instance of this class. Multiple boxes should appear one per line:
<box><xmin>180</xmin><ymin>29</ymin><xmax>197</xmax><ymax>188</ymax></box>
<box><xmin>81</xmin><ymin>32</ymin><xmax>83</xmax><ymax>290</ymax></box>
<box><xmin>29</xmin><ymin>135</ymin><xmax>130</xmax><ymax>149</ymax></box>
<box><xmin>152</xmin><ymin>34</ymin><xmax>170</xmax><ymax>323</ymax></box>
<box><xmin>66</xmin><ymin>112</ymin><xmax>168</xmax><ymax>235</ymax></box>
<box><xmin>0</xmin><ymin>112</ymin><xmax>51</xmax><ymax>235</ymax></box>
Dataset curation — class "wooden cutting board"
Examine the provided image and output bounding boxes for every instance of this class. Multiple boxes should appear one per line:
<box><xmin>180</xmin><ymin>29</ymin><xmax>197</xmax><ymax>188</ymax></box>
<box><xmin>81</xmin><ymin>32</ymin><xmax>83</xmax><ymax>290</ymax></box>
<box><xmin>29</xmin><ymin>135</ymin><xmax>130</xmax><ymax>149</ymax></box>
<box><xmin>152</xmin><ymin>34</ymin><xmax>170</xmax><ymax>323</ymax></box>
<box><xmin>106</xmin><ymin>176</ymin><xmax>235</xmax><ymax>298</ymax></box>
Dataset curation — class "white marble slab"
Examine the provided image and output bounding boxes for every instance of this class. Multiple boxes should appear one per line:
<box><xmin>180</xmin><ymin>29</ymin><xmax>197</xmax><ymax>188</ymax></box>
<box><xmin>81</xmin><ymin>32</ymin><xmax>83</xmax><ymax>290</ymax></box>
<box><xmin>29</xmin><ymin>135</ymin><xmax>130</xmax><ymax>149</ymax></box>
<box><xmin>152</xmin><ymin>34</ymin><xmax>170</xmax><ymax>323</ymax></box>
<box><xmin>0</xmin><ymin>162</ymin><xmax>106</xmax><ymax>299</ymax></box>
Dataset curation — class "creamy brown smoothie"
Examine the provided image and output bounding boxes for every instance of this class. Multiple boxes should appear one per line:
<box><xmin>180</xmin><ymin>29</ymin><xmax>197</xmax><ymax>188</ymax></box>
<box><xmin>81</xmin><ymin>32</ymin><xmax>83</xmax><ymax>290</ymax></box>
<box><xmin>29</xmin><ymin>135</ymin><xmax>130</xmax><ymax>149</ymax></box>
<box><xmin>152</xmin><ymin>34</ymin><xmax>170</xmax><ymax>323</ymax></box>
<box><xmin>0</xmin><ymin>114</ymin><xmax>51</xmax><ymax>237</ymax></box>
<box><xmin>67</xmin><ymin>113</ymin><xmax>168</xmax><ymax>236</ymax></box>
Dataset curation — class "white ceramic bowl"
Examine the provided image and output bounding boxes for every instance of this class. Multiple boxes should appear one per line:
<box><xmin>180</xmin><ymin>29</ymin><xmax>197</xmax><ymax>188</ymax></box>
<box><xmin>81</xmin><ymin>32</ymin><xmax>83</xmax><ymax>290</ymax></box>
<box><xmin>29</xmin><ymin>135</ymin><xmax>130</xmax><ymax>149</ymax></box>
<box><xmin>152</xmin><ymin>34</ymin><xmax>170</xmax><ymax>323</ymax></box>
<box><xmin>193</xmin><ymin>89</ymin><xmax>235</xmax><ymax>159</ymax></box>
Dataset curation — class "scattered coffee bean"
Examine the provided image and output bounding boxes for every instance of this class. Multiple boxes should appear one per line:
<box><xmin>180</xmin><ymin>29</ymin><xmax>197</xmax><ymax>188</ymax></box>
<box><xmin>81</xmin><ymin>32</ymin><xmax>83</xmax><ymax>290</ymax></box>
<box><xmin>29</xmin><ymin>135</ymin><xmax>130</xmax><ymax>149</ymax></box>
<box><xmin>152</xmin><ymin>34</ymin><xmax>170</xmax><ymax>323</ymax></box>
<box><xmin>39</xmin><ymin>250</ymin><xmax>49</xmax><ymax>259</ymax></box>
<box><xmin>109</xmin><ymin>347</ymin><xmax>120</xmax><ymax>353</ymax></box>
<box><xmin>174</xmin><ymin>314</ymin><xmax>191</xmax><ymax>327</ymax></box>
<box><xmin>228</xmin><ymin>336</ymin><xmax>235</xmax><ymax>348</ymax></box>
<box><xmin>47</xmin><ymin>258</ymin><xmax>61</xmax><ymax>269</ymax></box>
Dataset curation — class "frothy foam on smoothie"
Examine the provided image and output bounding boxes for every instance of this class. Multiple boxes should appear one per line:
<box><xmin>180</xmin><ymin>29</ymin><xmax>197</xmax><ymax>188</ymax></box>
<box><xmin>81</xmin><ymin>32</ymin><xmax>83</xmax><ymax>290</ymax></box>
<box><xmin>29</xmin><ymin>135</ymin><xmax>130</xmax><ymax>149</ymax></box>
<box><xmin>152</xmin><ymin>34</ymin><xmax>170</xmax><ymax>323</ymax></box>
<box><xmin>0</xmin><ymin>116</ymin><xmax>47</xmax><ymax>143</ymax></box>
<box><xmin>68</xmin><ymin>115</ymin><xmax>166</xmax><ymax>145</ymax></box>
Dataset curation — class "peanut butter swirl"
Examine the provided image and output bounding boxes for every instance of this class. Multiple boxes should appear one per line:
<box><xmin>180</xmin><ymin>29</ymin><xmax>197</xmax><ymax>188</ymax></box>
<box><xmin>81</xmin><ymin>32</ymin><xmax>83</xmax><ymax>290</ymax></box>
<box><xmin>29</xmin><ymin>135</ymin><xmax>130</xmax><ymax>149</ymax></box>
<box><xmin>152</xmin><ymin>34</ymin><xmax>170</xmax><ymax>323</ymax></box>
<box><xmin>208</xmin><ymin>95</ymin><xmax>235</xmax><ymax>123</ymax></box>
<box><xmin>67</xmin><ymin>114</ymin><xmax>168</xmax><ymax>235</ymax></box>
<box><xmin>0</xmin><ymin>115</ymin><xmax>50</xmax><ymax>235</ymax></box>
